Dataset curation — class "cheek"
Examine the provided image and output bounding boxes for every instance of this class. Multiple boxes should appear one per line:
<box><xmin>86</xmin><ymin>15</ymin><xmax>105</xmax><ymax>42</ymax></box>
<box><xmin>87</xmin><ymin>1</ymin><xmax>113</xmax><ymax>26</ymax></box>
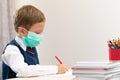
<box><xmin>40</xmin><ymin>27</ymin><xmax>44</xmax><ymax>33</ymax></box>
<box><xmin>40</xmin><ymin>25</ymin><xmax>45</xmax><ymax>32</ymax></box>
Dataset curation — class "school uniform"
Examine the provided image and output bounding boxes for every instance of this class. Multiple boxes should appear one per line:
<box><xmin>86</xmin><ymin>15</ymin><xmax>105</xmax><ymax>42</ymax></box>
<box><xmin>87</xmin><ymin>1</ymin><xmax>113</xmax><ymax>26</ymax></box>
<box><xmin>2</xmin><ymin>36</ymin><xmax>58</xmax><ymax>80</ymax></box>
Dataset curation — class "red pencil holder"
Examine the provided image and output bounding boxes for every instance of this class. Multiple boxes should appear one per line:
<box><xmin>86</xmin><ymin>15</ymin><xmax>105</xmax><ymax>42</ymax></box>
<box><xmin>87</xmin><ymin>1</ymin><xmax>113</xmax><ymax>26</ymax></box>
<box><xmin>109</xmin><ymin>48</ymin><xmax>120</xmax><ymax>61</ymax></box>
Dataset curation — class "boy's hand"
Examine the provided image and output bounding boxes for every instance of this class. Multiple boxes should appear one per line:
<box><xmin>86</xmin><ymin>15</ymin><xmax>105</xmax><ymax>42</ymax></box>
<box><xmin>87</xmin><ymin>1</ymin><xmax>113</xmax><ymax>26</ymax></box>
<box><xmin>57</xmin><ymin>64</ymin><xmax>68</xmax><ymax>74</ymax></box>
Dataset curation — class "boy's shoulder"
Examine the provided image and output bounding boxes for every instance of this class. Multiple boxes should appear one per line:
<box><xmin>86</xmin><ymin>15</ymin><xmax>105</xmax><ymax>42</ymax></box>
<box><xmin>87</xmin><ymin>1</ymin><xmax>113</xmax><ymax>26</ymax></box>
<box><xmin>7</xmin><ymin>39</ymin><xmax>18</xmax><ymax>46</ymax></box>
<box><xmin>3</xmin><ymin>39</ymin><xmax>19</xmax><ymax>51</ymax></box>
<box><xmin>3</xmin><ymin>39</ymin><xmax>20</xmax><ymax>54</ymax></box>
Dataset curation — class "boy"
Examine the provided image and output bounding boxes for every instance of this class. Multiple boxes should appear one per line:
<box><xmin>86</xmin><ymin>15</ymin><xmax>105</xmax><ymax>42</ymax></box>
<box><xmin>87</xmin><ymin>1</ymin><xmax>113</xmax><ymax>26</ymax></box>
<box><xmin>2</xmin><ymin>5</ymin><xmax>68</xmax><ymax>80</ymax></box>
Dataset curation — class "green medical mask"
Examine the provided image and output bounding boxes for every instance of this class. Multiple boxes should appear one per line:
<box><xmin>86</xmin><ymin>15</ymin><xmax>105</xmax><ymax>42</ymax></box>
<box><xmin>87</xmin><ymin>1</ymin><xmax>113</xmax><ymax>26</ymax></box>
<box><xmin>22</xmin><ymin>31</ymin><xmax>42</xmax><ymax>47</ymax></box>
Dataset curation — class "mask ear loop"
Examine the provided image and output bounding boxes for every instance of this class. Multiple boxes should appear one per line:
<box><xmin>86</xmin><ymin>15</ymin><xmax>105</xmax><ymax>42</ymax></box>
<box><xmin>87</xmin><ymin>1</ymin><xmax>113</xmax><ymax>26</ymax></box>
<box><xmin>24</xmin><ymin>29</ymin><xmax>28</xmax><ymax>33</ymax></box>
<box><xmin>23</xmin><ymin>29</ymin><xmax>30</xmax><ymax>38</ymax></box>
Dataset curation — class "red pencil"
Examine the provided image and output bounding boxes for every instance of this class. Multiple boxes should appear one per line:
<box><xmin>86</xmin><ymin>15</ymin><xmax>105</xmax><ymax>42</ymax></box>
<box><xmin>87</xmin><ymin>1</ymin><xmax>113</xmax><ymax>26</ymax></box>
<box><xmin>55</xmin><ymin>56</ymin><xmax>63</xmax><ymax>64</ymax></box>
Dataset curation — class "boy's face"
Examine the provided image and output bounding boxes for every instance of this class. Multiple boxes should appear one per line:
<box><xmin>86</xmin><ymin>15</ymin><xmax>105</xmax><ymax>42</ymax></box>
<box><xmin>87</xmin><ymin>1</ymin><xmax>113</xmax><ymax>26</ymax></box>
<box><xmin>18</xmin><ymin>22</ymin><xmax>45</xmax><ymax>37</ymax></box>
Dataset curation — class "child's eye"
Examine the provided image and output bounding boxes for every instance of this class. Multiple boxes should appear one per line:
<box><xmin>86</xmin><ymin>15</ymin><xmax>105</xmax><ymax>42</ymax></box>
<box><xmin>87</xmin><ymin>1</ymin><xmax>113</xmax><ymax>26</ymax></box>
<box><xmin>35</xmin><ymin>32</ymin><xmax>40</xmax><ymax>34</ymax></box>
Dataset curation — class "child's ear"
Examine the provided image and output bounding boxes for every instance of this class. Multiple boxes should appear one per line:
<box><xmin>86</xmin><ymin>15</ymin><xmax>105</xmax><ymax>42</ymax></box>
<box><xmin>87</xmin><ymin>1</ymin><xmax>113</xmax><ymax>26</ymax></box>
<box><xmin>18</xmin><ymin>27</ymin><xmax>26</xmax><ymax>37</ymax></box>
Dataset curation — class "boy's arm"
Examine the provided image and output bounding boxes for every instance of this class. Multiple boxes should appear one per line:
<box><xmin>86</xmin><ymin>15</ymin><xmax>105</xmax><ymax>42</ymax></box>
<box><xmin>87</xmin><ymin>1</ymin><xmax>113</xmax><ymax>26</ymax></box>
<box><xmin>2</xmin><ymin>45</ymin><xmax>58</xmax><ymax>77</ymax></box>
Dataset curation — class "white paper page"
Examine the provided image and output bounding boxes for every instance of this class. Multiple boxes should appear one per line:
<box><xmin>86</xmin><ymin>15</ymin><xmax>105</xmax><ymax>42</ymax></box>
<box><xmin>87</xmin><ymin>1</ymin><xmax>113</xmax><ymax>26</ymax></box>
<box><xmin>43</xmin><ymin>69</ymin><xmax>73</xmax><ymax>77</ymax></box>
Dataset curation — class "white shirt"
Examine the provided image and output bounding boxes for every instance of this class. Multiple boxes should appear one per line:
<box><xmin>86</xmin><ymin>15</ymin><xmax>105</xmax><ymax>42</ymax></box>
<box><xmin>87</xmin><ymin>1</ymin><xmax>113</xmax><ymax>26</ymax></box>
<box><xmin>2</xmin><ymin>36</ymin><xmax>58</xmax><ymax>77</ymax></box>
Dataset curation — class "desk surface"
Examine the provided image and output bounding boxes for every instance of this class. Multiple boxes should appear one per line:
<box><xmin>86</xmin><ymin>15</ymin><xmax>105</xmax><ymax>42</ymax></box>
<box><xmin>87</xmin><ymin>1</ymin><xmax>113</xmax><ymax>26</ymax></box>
<box><xmin>7</xmin><ymin>69</ymin><xmax>105</xmax><ymax>80</ymax></box>
<box><xmin>8</xmin><ymin>69</ymin><xmax>74</xmax><ymax>80</ymax></box>
<box><xmin>8</xmin><ymin>75</ymin><xmax>76</xmax><ymax>80</ymax></box>
<box><xmin>8</xmin><ymin>76</ymin><xmax>106</xmax><ymax>80</ymax></box>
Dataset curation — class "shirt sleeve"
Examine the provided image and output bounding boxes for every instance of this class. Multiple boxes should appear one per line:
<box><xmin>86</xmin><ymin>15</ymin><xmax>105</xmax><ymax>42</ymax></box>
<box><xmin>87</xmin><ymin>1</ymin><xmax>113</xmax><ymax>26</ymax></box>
<box><xmin>2</xmin><ymin>45</ymin><xmax>58</xmax><ymax>77</ymax></box>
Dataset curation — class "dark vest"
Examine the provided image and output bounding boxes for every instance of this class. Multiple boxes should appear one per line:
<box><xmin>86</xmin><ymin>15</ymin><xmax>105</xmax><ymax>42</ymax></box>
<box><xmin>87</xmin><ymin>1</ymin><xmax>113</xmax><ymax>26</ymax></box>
<box><xmin>2</xmin><ymin>39</ymin><xmax>40</xmax><ymax>80</ymax></box>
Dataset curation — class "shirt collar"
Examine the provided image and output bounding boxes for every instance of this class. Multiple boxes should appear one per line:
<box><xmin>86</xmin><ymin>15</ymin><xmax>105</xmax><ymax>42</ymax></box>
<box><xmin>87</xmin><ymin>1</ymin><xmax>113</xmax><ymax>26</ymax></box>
<box><xmin>15</xmin><ymin>36</ymin><xmax>27</xmax><ymax>51</ymax></box>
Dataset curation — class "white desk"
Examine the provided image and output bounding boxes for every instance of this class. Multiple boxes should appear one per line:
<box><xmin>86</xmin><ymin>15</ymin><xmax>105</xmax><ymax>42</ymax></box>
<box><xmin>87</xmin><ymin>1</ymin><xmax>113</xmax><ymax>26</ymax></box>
<box><xmin>7</xmin><ymin>69</ymin><xmax>75</xmax><ymax>80</ymax></box>
<box><xmin>8</xmin><ymin>75</ymin><xmax>76</xmax><ymax>80</ymax></box>
<box><xmin>8</xmin><ymin>76</ymin><xmax>106</xmax><ymax>80</ymax></box>
<box><xmin>7</xmin><ymin>69</ymin><xmax>105</xmax><ymax>80</ymax></box>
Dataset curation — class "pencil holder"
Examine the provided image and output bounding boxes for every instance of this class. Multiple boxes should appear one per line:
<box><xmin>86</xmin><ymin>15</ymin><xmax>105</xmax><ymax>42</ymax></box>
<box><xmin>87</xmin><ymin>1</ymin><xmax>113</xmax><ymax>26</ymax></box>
<box><xmin>109</xmin><ymin>48</ymin><xmax>120</xmax><ymax>61</ymax></box>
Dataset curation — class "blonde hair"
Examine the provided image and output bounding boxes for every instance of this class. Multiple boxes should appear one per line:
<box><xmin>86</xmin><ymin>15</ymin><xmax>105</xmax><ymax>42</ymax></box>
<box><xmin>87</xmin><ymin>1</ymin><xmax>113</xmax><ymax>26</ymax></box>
<box><xmin>14</xmin><ymin>5</ymin><xmax>46</xmax><ymax>32</ymax></box>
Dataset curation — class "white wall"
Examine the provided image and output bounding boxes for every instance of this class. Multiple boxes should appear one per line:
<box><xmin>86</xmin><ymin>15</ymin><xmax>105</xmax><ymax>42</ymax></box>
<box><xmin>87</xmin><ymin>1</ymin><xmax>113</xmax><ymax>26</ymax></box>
<box><xmin>15</xmin><ymin>0</ymin><xmax>120</xmax><ymax>67</ymax></box>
